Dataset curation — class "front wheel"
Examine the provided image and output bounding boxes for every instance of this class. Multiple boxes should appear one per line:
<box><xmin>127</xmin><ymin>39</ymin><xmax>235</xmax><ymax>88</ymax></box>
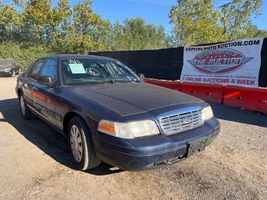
<box><xmin>68</xmin><ymin>116</ymin><xmax>101</xmax><ymax>171</ymax></box>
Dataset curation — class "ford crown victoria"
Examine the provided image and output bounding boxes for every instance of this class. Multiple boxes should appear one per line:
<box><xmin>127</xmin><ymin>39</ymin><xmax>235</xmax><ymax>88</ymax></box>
<box><xmin>16</xmin><ymin>55</ymin><xmax>220</xmax><ymax>171</ymax></box>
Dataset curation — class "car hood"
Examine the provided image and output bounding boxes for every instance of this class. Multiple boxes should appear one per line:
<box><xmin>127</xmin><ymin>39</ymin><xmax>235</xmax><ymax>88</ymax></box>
<box><xmin>67</xmin><ymin>82</ymin><xmax>202</xmax><ymax>116</ymax></box>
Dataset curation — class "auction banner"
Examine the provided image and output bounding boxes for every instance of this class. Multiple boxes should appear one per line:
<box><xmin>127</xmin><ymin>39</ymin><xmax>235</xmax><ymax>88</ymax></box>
<box><xmin>180</xmin><ymin>38</ymin><xmax>264</xmax><ymax>88</ymax></box>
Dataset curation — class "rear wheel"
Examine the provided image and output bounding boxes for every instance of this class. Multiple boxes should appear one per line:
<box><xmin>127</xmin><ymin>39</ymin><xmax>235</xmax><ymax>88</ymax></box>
<box><xmin>68</xmin><ymin>116</ymin><xmax>101</xmax><ymax>171</ymax></box>
<box><xmin>19</xmin><ymin>94</ymin><xmax>34</xmax><ymax>120</ymax></box>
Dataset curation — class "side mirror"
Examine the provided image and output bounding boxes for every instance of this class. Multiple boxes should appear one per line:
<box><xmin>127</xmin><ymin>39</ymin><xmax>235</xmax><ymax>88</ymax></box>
<box><xmin>139</xmin><ymin>73</ymin><xmax>145</xmax><ymax>80</ymax></box>
<box><xmin>38</xmin><ymin>76</ymin><xmax>54</xmax><ymax>87</ymax></box>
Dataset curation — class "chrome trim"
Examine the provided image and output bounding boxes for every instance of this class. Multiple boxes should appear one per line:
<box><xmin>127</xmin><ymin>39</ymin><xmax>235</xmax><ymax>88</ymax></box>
<box><xmin>157</xmin><ymin>106</ymin><xmax>204</xmax><ymax>135</ymax></box>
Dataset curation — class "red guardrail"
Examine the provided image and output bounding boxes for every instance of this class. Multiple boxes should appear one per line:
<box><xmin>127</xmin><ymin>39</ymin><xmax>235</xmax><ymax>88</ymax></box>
<box><xmin>144</xmin><ymin>78</ymin><xmax>180</xmax><ymax>91</ymax></box>
<box><xmin>223</xmin><ymin>86</ymin><xmax>267</xmax><ymax>114</ymax></box>
<box><xmin>179</xmin><ymin>82</ymin><xmax>224</xmax><ymax>103</ymax></box>
<box><xmin>145</xmin><ymin>78</ymin><xmax>267</xmax><ymax>115</ymax></box>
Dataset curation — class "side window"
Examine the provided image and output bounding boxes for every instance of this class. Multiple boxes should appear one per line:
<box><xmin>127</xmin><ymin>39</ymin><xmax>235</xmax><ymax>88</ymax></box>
<box><xmin>39</xmin><ymin>59</ymin><xmax>57</xmax><ymax>80</ymax></box>
<box><xmin>27</xmin><ymin>60</ymin><xmax>45</xmax><ymax>80</ymax></box>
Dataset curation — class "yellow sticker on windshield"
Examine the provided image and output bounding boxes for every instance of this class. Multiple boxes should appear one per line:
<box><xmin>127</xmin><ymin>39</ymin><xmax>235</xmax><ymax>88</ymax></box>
<box><xmin>69</xmin><ymin>64</ymin><xmax>86</xmax><ymax>74</ymax></box>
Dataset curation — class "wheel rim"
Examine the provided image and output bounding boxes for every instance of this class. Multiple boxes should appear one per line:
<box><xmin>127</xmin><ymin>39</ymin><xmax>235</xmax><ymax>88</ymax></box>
<box><xmin>70</xmin><ymin>125</ymin><xmax>83</xmax><ymax>163</ymax></box>
<box><xmin>20</xmin><ymin>96</ymin><xmax>26</xmax><ymax>116</ymax></box>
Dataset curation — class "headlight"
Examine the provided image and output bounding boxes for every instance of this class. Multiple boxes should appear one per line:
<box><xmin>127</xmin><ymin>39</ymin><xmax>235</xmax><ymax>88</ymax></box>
<box><xmin>97</xmin><ymin>119</ymin><xmax>160</xmax><ymax>139</ymax></box>
<box><xmin>202</xmin><ymin>106</ymin><xmax>214</xmax><ymax>121</ymax></box>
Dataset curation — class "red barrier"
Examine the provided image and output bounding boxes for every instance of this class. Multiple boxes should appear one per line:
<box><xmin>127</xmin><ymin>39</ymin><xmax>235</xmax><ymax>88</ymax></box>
<box><xmin>223</xmin><ymin>86</ymin><xmax>267</xmax><ymax>114</ymax></box>
<box><xmin>145</xmin><ymin>78</ymin><xmax>267</xmax><ymax>114</ymax></box>
<box><xmin>180</xmin><ymin>82</ymin><xmax>224</xmax><ymax>103</ymax></box>
<box><xmin>144</xmin><ymin>78</ymin><xmax>180</xmax><ymax>91</ymax></box>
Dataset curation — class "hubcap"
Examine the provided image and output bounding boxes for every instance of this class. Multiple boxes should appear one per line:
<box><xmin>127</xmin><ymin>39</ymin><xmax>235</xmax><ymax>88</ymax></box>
<box><xmin>20</xmin><ymin>96</ymin><xmax>25</xmax><ymax>116</ymax></box>
<box><xmin>70</xmin><ymin>125</ymin><xmax>83</xmax><ymax>163</ymax></box>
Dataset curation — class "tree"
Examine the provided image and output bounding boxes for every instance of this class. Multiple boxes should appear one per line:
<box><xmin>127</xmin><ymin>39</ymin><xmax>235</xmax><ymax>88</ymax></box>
<box><xmin>256</xmin><ymin>30</ymin><xmax>267</xmax><ymax>38</ymax></box>
<box><xmin>49</xmin><ymin>0</ymin><xmax>73</xmax><ymax>53</ymax></box>
<box><xmin>0</xmin><ymin>0</ymin><xmax>265</xmax><ymax>60</ymax></box>
<box><xmin>105</xmin><ymin>18</ymin><xmax>168</xmax><ymax>50</ymax></box>
<box><xmin>0</xmin><ymin>2</ymin><xmax>22</xmax><ymax>42</ymax></box>
<box><xmin>170</xmin><ymin>0</ymin><xmax>225</xmax><ymax>45</ymax></box>
<box><xmin>0</xmin><ymin>42</ymin><xmax>50</xmax><ymax>67</ymax></box>
<box><xmin>220</xmin><ymin>0</ymin><xmax>262</xmax><ymax>39</ymax></box>
<box><xmin>21</xmin><ymin>0</ymin><xmax>53</xmax><ymax>44</ymax></box>
<box><xmin>169</xmin><ymin>0</ymin><xmax>263</xmax><ymax>45</ymax></box>
<box><xmin>69</xmin><ymin>0</ymin><xmax>110</xmax><ymax>53</ymax></box>
<box><xmin>233</xmin><ymin>23</ymin><xmax>267</xmax><ymax>39</ymax></box>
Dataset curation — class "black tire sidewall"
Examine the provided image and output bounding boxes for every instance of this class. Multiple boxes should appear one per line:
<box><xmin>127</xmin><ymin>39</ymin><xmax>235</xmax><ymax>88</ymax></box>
<box><xmin>19</xmin><ymin>94</ymin><xmax>34</xmax><ymax>120</ymax></box>
<box><xmin>68</xmin><ymin>116</ymin><xmax>100</xmax><ymax>170</ymax></box>
<box><xmin>19</xmin><ymin>95</ymin><xmax>27</xmax><ymax>119</ymax></box>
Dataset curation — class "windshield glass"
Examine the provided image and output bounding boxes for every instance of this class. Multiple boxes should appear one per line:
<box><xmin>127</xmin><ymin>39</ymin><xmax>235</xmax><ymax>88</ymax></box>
<box><xmin>61</xmin><ymin>58</ymin><xmax>140</xmax><ymax>85</ymax></box>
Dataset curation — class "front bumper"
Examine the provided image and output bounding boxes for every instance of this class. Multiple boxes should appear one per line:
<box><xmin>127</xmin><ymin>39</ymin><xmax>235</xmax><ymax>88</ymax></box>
<box><xmin>94</xmin><ymin>117</ymin><xmax>220</xmax><ymax>171</ymax></box>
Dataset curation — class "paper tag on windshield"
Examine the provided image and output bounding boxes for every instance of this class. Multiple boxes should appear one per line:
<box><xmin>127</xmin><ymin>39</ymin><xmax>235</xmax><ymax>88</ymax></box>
<box><xmin>69</xmin><ymin>64</ymin><xmax>86</xmax><ymax>74</ymax></box>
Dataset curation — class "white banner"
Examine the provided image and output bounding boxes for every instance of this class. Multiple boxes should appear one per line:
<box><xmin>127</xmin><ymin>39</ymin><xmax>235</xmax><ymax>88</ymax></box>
<box><xmin>180</xmin><ymin>38</ymin><xmax>264</xmax><ymax>88</ymax></box>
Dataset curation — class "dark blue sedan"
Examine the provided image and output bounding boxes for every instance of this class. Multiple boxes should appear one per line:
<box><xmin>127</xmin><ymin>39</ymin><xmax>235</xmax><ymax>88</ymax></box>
<box><xmin>16</xmin><ymin>55</ymin><xmax>220</xmax><ymax>171</ymax></box>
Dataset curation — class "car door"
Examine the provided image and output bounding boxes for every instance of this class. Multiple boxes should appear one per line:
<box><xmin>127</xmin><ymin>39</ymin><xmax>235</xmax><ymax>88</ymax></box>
<box><xmin>22</xmin><ymin>59</ymin><xmax>45</xmax><ymax>110</ymax></box>
<box><xmin>32</xmin><ymin>58</ymin><xmax>59</xmax><ymax>127</ymax></box>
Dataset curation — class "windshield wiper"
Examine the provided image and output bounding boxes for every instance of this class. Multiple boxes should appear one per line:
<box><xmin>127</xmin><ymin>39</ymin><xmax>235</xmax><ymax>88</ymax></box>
<box><xmin>112</xmin><ymin>79</ymin><xmax>140</xmax><ymax>83</ymax></box>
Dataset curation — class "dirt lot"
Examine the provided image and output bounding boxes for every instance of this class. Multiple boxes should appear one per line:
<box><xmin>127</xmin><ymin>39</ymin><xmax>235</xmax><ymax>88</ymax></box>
<box><xmin>0</xmin><ymin>77</ymin><xmax>266</xmax><ymax>200</ymax></box>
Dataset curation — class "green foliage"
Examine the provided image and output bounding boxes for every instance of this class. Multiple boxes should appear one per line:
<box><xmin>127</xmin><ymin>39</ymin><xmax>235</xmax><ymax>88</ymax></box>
<box><xmin>0</xmin><ymin>42</ymin><xmax>50</xmax><ymax>67</ymax></box>
<box><xmin>50</xmin><ymin>0</ymin><xmax>111</xmax><ymax>54</ymax></box>
<box><xmin>233</xmin><ymin>23</ymin><xmax>267</xmax><ymax>39</ymax></box>
<box><xmin>170</xmin><ymin>0</ymin><xmax>264</xmax><ymax>45</ymax></box>
<box><xmin>170</xmin><ymin>0</ymin><xmax>226</xmax><ymax>45</ymax></box>
<box><xmin>0</xmin><ymin>0</ymin><xmax>266</xmax><ymax>67</ymax></box>
<box><xmin>0</xmin><ymin>0</ymin><xmax>170</xmax><ymax>62</ymax></box>
<box><xmin>105</xmin><ymin>18</ymin><xmax>168</xmax><ymax>50</ymax></box>
<box><xmin>0</xmin><ymin>0</ymin><xmax>111</xmax><ymax>52</ymax></box>
<box><xmin>221</xmin><ymin>0</ymin><xmax>262</xmax><ymax>39</ymax></box>
<box><xmin>22</xmin><ymin>0</ymin><xmax>52</xmax><ymax>44</ymax></box>
<box><xmin>0</xmin><ymin>3</ymin><xmax>22</xmax><ymax>42</ymax></box>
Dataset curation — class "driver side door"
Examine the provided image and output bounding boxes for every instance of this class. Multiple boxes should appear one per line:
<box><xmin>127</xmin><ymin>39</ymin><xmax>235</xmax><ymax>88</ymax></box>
<box><xmin>23</xmin><ymin>59</ymin><xmax>45</xmax><ymax>111</ymax></box>
<box><xmin>32</xmin><ymin>58</ymin><xmax>59</xmax><ymax>127</ymax></box>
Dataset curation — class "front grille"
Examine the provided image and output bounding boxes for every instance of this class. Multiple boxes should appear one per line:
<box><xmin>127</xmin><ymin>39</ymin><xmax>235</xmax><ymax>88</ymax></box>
<box><xmin>158</xmin><ymin>108</ymin><xmax>204</xmax><ymax>135</ymax></box>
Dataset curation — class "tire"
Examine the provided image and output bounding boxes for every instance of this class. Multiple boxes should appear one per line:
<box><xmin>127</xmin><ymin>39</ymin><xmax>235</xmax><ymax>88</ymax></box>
<box><xmin>19</xmin><ymin>94</ymin><xmax>35</xmax><ymax>120</ymax></box>
<box><xmin>68</xmin><ymin>116</ymin><xmax>101</xmax><ymax>171</ymax></box>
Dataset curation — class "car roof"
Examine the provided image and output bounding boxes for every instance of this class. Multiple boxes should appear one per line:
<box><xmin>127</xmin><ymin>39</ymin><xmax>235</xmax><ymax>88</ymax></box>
<box><xmin>47</xmin><ymin>54</ymin><xmax>116</xmax><ymax>61</ymax></box>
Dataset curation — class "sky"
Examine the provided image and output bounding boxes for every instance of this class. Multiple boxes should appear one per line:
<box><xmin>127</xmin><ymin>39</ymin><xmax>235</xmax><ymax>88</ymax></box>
<box><xmin>88</xmin><ymin>0</ymin><xmax>267</xmax><ymax>34</ymax></box>
<box><xmin>3</xmin><ymin>0</ymin><xmax>267</xmax><ymax>34</ymax></box>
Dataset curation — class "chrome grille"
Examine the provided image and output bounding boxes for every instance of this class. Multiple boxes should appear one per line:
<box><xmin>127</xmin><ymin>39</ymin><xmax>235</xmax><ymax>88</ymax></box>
<box><xmin>158</xmin><ymin>108</ymin><xmax>204</xmax><ymax>135</ymax></box>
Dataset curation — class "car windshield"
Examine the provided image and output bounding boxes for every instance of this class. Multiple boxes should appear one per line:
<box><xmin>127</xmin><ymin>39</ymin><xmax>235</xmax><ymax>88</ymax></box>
<box><xmin>61</xmin><ymin>58</ymin><xmax>140</xmax><ymax>85</ymax></box>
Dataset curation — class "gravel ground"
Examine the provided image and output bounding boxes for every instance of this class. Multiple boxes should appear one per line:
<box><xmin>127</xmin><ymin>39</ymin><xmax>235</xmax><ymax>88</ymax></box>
<box><xmin>0</xmin><ymin>77</ymin><xmax>266</xmax><ymax>200</ymax></box>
